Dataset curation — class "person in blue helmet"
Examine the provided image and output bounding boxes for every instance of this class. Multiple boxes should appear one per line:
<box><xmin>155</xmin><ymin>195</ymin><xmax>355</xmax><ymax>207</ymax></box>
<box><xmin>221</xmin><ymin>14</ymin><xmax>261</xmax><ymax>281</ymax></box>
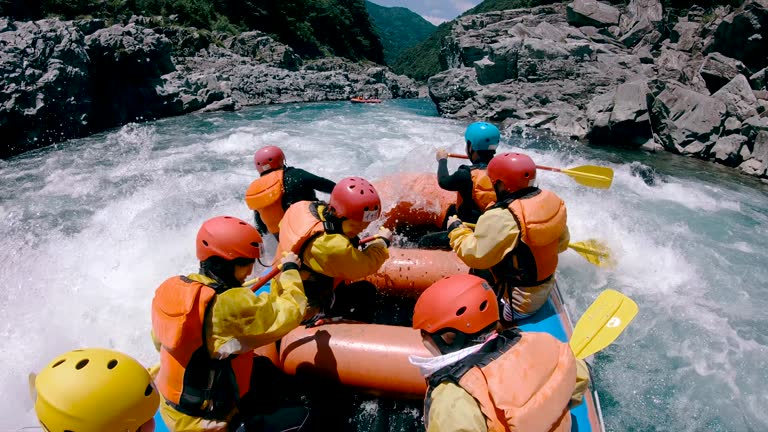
<box><xmin>418</xmin><ymin>122</ymin><xmax>500</xmax><ymax>250</ymax></box>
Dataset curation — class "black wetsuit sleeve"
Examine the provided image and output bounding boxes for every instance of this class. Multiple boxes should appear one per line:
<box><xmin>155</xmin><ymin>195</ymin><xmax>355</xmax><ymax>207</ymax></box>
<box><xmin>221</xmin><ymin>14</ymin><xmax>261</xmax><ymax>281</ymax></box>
<box><xmin>253</xmin><ymin>211</ymin><xmax>268</xmax><ymax>235</ymax></box>
<box><xmin>437</xmin><ymin>161</ymin><xmax>472</xmax><ymax>192</ymax></box>
<box><xmin>296</xmin><ymin>168</ymin><xmax>336</xmax><ymax>193</ymax></box>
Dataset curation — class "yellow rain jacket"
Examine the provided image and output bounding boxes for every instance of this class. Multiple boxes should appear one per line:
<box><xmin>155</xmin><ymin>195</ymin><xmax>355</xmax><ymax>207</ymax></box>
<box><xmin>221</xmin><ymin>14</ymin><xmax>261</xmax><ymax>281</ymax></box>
<box><xmin>153</xmin><ymin>270</ymin><xmax>307</xmax><ymax>432</ymax></box>
<box><xmin>448</xmin><ymin>192</ymin><xmax>570</xmax><ymax>317</ymax></box>
<box><xmin>276</xmin><ymin>201</ymin><xmax>389</xmax><ymax>288</ymax></box>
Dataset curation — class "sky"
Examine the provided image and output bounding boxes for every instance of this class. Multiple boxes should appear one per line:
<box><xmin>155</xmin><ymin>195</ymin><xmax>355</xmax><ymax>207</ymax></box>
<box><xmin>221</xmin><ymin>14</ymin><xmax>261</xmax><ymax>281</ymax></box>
<box><xmin>369</xmin><ymin>0</ymin><xmax>484</xmax><ymax>25</ymax></box>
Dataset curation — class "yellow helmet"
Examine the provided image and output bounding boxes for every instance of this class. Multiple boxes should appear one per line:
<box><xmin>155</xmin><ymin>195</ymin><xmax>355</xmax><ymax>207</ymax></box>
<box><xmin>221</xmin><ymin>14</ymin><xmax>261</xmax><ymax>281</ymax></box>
<box><xmin>34</xmin><ymin>348</ymin><xmax>160</xmax><ymax>432</ymax></box>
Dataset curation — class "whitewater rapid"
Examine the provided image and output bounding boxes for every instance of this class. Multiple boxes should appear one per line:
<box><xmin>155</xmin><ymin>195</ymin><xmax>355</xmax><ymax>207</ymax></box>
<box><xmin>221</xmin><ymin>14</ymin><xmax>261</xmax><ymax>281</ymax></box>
<box><xmin>1</xmin><ymin>99</ymin><xmax>766</xmax><ymax>431</ymax></box>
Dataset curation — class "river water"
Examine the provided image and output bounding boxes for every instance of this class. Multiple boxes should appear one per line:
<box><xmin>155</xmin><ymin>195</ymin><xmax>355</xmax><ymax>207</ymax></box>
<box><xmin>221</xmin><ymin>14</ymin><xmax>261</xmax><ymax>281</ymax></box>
<box><xmin>1</xmin><ymin>99</ymin><xmax>766</xmax><ymax>431</ymax></box>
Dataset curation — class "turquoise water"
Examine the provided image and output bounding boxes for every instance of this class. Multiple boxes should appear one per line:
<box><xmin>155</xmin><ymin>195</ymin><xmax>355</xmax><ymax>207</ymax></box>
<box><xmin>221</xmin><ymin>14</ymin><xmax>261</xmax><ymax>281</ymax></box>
<box><xmin>2</xmin><ymin>99</ymin><xmax>767</xmax><ymax>431</ymax></box>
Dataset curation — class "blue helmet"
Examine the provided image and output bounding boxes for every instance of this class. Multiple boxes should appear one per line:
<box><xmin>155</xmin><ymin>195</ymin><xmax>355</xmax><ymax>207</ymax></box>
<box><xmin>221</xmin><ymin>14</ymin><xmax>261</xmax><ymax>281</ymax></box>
<box><xmin>465</xmin><ymin>122</ymin><xmax>501</xmax><ymax>151</ymax></box>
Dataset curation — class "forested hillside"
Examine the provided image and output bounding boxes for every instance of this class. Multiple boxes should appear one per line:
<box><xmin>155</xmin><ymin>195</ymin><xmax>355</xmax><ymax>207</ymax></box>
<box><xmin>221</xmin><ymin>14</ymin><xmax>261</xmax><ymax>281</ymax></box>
<box><xmin>0</xmin><ymin>0</ymin><xmax>385</xmax><ymax>62</ymax></box>
<box><xmin>365</xmin><ymin>1</ymin><xmax>436</xmax><ymax>65</ymax></box>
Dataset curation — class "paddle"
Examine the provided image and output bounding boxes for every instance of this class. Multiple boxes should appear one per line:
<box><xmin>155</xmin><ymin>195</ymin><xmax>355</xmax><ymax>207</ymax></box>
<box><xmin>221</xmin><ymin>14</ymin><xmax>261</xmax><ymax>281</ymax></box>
<box><xmin>245</xmin><ymin>235</ymin><xmax>381</xmax><ymax>292</ymax></box>
<box><xmin>568</xmin><ymin>240</ymin><xmax>615</xmax><ymax>268</ymax></box>
<box><xmin>570</xmin><ymin>289</ymin><xmax>638</xmax><ymax>359</ymax></box>
<box><xmin>462</xmin><ymin>222</ymin><xmax>613</xmax><ymax>268</ymax></box>
<box><xmin>447</xmin><ymin>153</ymin><xmax>614</xmax><ymax>190</ymax></box>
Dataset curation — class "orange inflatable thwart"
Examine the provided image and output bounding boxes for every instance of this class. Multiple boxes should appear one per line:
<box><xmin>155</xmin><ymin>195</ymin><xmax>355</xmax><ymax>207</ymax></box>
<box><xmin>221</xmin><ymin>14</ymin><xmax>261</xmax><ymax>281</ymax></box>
<box><xmin>280</xmin><ymin>323</ymin><xmax>431</xmax><ymax>398</ymax></box>
<box><xmin>365</xmin><ymin>247</ymin><xmax>468</xmax><ymax>296</ymax></box>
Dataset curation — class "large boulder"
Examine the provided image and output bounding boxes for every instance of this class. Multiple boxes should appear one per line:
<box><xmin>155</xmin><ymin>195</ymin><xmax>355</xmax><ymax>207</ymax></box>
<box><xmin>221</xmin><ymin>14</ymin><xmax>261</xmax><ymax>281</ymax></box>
<box><xmin>567</xmin><ymin>0</ymin><xmax>621</xmax><ymax>28</ymax></box>
<box><xmin>751</xmin><ymin>67</ymin><xmax>767</xmax><ymax>90</ymax></box>
<box><xmin>700</xmin><ymin>53</ymin><xmax>750</xmax><ymax>94</ymax></box>
<box><xmin>739</xmin><ymin>130</ymin><xmax>768</xmax><ymax>176</ymax></box>
<box><xmin>619</xmin><ymin>0</ymin><xmax>664</xmax><ymax>48</ymax></box>
<box><xmin>85</xmin><ymin>24</ymin><xmax>175</xmax><ymax>128</ymax></box>
<box><xmin>651</xmin><ymin>84</ymin><xmax>727</xmax><ymax>155</ymax></box>
<box><xmin>655</xmin><ymin>47</ymin><xmax>708</xmax><ymax>94</ymax></box>
<box><xmin>428</xmin><ymin>68</ymin><xmax>480</xmax><ymax>115</ymax></box>
<box><xmin>669</xmin><ymin>20</ymin><xmax>702</xmax><ymax>52</ymax></box>
<box><xmin>225</xmin><ymin>31</ymin><xmax>302</xmax><ymax>71</ymax></box>
<box><xmin>587</xmin><ymin>80</ymin><xmax>654</xmax><ymax>146</ymax></box>
<box><xmin>712</xmin><ymin>75</ymin><xmax>759</xmax><ymax>121</ymax></box>
<box><xmin>709</xmin><ymin>134</ymin><xmax>748</xmax><ymax>166</ymax></box>
<box><xmin>0</xmin><ymin>19</ymin><xmax>91</xmax><ymax>158</ymax></box>
<box><xmin>706</xmin><ymin>0</ymin><xmax>768</xmax><ymax>70</ymax></box>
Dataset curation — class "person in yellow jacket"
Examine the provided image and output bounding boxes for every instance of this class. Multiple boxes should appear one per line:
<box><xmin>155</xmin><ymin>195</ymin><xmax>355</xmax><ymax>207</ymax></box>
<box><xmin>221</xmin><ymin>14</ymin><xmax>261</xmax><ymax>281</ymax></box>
<box><xmin>409</xmin><ymin>274</ymin><xmax>589</xmax><ymax>432</ymax></box>
<box><xmin>275</xmin><ymin>176</ymin><xmax>392</xmax><ymax>325</ymax></box>
<box><xmin>151</xmin><ymin>215</ymin><xmax>312</xmax><ymax>432</ymax></box>
<box><xmin>32</xmin><ymin>347</ymin><xmax>160</xmax><ymax>432</ymax></box>
<box><xmin>420</xmin><ymin>122</ymin><xmax>499</xmax><ymax>250</ymax></box>
<box><xmin>447</xmin><ymin>152</ymin><xmax>570</xmax><ymax>321</ymax></box>
<box><xmin>245</xmin><ymin>145</ymin><xmax>336</xmax><ymax>239</ymax></box>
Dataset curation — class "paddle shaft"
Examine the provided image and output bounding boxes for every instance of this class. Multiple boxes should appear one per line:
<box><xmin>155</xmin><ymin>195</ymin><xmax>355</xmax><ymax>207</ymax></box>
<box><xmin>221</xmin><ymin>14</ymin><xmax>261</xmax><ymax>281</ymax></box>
<box><xmin>248</xmin><ymin>235</ymin><xmax>380</xmax><ymax>292</ymax></box>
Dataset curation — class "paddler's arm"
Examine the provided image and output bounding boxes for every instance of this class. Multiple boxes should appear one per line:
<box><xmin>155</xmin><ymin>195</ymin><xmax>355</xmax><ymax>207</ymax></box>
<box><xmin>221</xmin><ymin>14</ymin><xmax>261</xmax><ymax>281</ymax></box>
<box><xmin>427</xmin><ymin>382</ymin><xmax>488</xmax><ymax>432</ymax></box>
<box><xmin>437</xmin><ymin>160</ymin><xmax>471</xmax><ymax>192</ymax></box>
<box><xmin>304</xmin><ymin>234</ymin><xmax>389</xmax><ymax>281</ymax></box>
<box><xmin>293</xmin><ymin>167</ymin><xmax>336</xmax><ymax>194</ymax></box>
<box><xmin>207</xmin><ymin>266</ymin><xmax>307</xmax><ymax>358</ymax></box>
<box><xmin>570</xmin><ymin>357</ymin><xmax>591</xmax><ymax>407</ymax></box>
<box><xmin>448</xmin><ymin>207</ymin><xmax>520</xmax><ymax>269</ymax></box>
<box><xmin>558</xmin><ymin>223</ymin><xmax>571</xmax><ymax>253</ymax></box>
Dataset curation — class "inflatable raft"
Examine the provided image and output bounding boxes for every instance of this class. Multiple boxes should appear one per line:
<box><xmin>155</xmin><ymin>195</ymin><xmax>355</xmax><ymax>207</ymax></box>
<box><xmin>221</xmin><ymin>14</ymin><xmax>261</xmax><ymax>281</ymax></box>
<box><xmin>350</xmin><ymin>97</ymin><xmax>382</xmax><ymax>104</ymax></box>
<box><xmin>154</xmin><ymin>172</ymin><xmax>605</xmax><ymax>431</ymax></box>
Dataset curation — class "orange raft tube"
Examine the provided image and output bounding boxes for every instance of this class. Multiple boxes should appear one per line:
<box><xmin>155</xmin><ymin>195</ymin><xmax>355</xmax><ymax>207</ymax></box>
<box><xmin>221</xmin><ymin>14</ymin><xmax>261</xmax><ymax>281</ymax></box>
<box><xmin>374</xmin><ymin>172</ymin><xmax>455</xmax><ymax>232</ymax></box>
<box><xmin>280</xmin><ymin>323</ymin><xmax>431</xmax><ymax>398</ymax></box>
<box><xmin>365</xmin><ymin>247</ymin><xmax>467</xmax><ymax>297</ymax></box>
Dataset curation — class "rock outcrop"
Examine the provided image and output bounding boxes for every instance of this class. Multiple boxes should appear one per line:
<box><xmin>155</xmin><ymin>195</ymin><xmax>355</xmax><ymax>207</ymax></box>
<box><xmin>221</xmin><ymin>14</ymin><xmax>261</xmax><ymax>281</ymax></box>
<box><xmin>0</xmin><ymin>18</ymin><xmax>419</xmax><ymax>158</ymax></box>
<box><xmin>428</xmin><ymin>0</ymin><xmax>768</xmax><ymax>180</ymax></box>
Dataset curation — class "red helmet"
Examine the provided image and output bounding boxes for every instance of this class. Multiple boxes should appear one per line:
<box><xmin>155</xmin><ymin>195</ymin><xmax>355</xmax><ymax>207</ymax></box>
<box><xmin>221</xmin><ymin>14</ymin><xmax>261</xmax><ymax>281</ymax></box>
<box><xmin>328</xmin><ymin>177</ymin><xmax>381</xmax><ymax>222</ymax></box>
<box><xmin>413</xmin><ymin>274</ymin><xmax>499</xmax><ymax>334</ymax></box>
<box><xmin>196</xmin><ymin>216</ymin><xmax>263</xmax><ymax>261</ymax></box>
<box><xmin>253</xmin><ymin>146</ymin><xmax>286</xmax><ymax>174</ymax></box>
<box><xmin>487</xmin><ymin>152</ymin><xmax>537</xmax><ymax>192</ymax></box>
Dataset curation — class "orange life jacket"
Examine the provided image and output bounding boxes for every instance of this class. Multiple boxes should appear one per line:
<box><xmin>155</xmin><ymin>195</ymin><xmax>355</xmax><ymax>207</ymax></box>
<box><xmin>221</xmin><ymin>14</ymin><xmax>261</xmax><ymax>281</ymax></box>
<box><xmin>493</xmin><ymin>189</ymin><xmax>567</xmax><ymax>286</ymax></box>
<box><xmin>244</xmin><ymin>170</ymin><xmax>285</xmax><ymax>234</ymax></box>
<box><xmin>273</xmin><ymin>201</ymin><xmax>340</xmax><ymax>305</ymax></box>
<box><xmin>152</xmin><ymin>276</ymin><xmax>253</xmax><ymax>420</ymax></box>
<box><xmin>274</xmin><ymin>201</ymin><xmax>325</xmax><ymax>263</ymax></box>
<box><xmin>456</xmin><ymin>166</ymin><xmax>496</xmax><ymax>214</ymax></box>
<box><xmin>426</xmin><ymin>330</ymin><xmax>576</xmax><ymax>432</ymax></box>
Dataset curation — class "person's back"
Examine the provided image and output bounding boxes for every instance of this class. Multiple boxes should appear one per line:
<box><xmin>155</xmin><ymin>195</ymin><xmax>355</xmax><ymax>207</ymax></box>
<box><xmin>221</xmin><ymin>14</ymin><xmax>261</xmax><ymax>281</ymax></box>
<box><xmin>447</xmin><ymin>153</ymin><xmax>569</xmax><ymax>321</ymax></box>
<box><xmin>436</xmin><ymin>122</ymin><xmax>499</xmax><ymax>224</ymax></box>
<box><xmin>245</xmin><ymin>145</ymin><xmax>335</xmax><ymax>237</ymax></box>
<box><xmin>409</xmin><ymin>275</ymin><xmax>587</xmax><ymax>432</ymax></box>
<box><xmin>421</xmin><ymin>122</ymin><xmax>498</xmax><ymax>250</ymax></box>
<box><xmin>274</xmin><ymin>177</ymin><xmax>392</xmax><ymax>324</ymax></box>
<box><xmin>151</xmin><ymin>215</ymin><xmax>312</xmax><ymax>432</ymax></box>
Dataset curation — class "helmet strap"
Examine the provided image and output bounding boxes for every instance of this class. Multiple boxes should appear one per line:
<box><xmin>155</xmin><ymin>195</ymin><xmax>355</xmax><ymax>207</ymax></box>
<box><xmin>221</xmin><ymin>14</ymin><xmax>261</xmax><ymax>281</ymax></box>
<box><xmin>321</xmin><ymin>207</ymin><xmax>345</xmax><ymax>235</ymax></box>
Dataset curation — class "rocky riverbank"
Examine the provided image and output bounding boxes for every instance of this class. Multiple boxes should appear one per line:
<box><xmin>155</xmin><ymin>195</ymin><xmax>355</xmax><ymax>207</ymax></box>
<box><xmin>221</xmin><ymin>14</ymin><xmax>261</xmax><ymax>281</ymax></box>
<box><xmin>428</xmin><ymin>0</ymin><xmax>768</xmax><ymax>180</ymax></box>
<box><xmin>0</xmin><ymin>17</ymin><xmax>418</xmax><ymax>158</ymax></box>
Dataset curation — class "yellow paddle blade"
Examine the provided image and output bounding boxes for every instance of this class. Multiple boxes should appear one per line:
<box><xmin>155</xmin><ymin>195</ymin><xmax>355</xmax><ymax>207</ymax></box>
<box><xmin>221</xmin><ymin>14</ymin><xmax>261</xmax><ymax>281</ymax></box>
<box><xmin>570</xmin><ymin>289</ymin><xmax>638</xmax><ymax>359</ymax></box>
<box><xmin>562</xmin><ymin>165</ymin><xmax>614</xmax><ymax>189</ymax></box>
<box><xmin>568</xmin><ymin>239</ymin><xmax>615</xmax><ymax>268</ymax></box>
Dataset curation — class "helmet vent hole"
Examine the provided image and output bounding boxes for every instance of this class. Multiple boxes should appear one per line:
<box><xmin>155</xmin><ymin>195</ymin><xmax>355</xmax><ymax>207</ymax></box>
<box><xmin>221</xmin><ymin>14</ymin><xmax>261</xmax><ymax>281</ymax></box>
<box><xmin>75</xmin><ymin>359</ymin><xmax>89</xmax><ymax>370</ymax></box>
<box><xmin>456</xmin><ymin>306</ymin><xmax>467</xmax><ymax>316</ymax></box>
<box><xmin>350</xmin><ymin>185</ymin><xmax>356</xmax><ymax>190</ymax></box>
<box><xmin>239</xmin><ymin>222</ymin><xmax>247</xmax><ymax>226</ymax></box>
<box><xmin>224</xmin><ymin>216</ymin><xmax>232</xmax><ymax>219</ymax></box>
<box><xmin>202</xmin><ymin>240</ymin><xmax>209</xmax><ymax>246</ymax></box>
<box><xmin>145</xmin><ymin>384</ymin><xmax>154</xmax><ymax>396</ymax></box>
<box><xmin>107</xmin><ymin>359</ymin><xmax>118</xmax><ymax>369</ymax></box>
<box><xmin>250</xmin><ymin>242</ymin><xmax>260</xmax><ymax>248</ymax></box>
<box><xmin>479</xmin><ymin>300</ymin><xmax>488</xmax><ymax>311</ymax></box>
<box><xmin>359</xmin><ymin>190</ymin><xmax>364</xmax><ymax>195</ymax></box>
<box><xmin>51</xmin><ymin>359</ymin><xmax>65</xmax><ymax>368</ymax></box>
<box><xmin>363</xmin><ymin>206</ymin><xmax>369</xmax><ymax>211</ymax></box>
